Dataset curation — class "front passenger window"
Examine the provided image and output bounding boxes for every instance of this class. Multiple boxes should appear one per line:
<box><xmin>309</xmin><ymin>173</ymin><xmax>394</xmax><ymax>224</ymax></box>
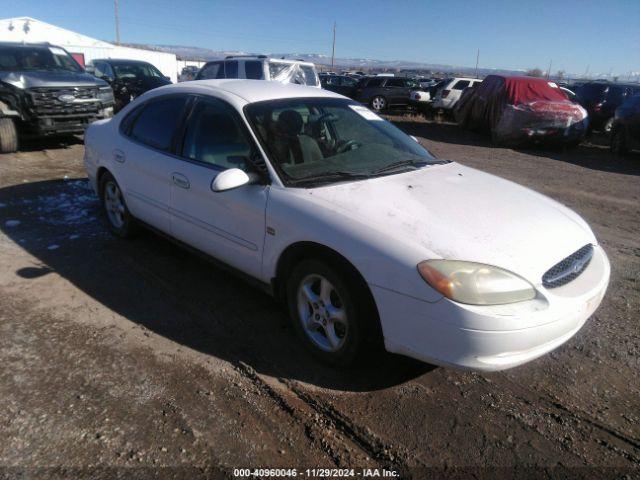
<box><xmin>181</xmin><ymin>100</ymin><xmax>252</xmax><ymax>170</ymax></box>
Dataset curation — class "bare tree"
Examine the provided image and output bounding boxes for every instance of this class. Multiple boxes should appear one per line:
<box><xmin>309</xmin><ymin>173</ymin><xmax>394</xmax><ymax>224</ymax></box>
<box><xmin>556</xmin><ymin>70</ymin><xmax>565</xmax><ymax>81</ymax></box>
<box><xmin>526</xmin><ymin>68</ymin><xmax>543</xmax><ymax>77</ymax></box>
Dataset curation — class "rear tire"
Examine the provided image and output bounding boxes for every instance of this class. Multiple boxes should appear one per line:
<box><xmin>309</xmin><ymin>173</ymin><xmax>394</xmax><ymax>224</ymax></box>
<box><xmin>286</xmin><ymin>258</ymin><xmax>380</xmax><ymax>367</ymax></box>
<box><xmin>99</xmin><ymin>171</ymin><xmax>136</xmax><ymax>238</ymax></box>
<box><xmin>611</xmin><ymin>128</ymin><xmax>627</xmax><ymax>156</ymax></box>
<box><xmin>370</xmin><ymin>95</ymin><xmax>387</xmax><ymax>112</ymax></box>
<box><xmin>603</xmin><ymin>117</ymin><xmax>614</xmax><ymax>135</ymax></box>
<box><xmin>0</xmin><ymin>118</ymin><xmax>18</xmax><ymax>153</ymax></box>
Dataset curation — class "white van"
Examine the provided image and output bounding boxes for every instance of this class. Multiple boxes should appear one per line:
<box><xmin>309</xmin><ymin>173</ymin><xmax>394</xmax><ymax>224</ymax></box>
<box><xmin>195</xmin><ymin>55</ymin><xmax>320</xmax><ymax>88</ymax></box>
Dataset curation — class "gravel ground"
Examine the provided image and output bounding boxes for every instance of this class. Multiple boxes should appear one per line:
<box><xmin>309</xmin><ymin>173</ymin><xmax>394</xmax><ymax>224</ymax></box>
<box><xmin>0</xmin><ymin>123</ymin><xmax>638</xmax><ymax>480</ymax></box>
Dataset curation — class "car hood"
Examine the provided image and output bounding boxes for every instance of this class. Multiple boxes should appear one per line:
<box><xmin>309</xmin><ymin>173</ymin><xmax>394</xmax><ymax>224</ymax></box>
<box><xmin>303</xmin><ymin>162</ymin><xmax>596</xmax><ymax>284</ymax></box>
<box><xmin>0</xmin><ymin>70</ymin><xmax>108</xmax><ymax>89</ymax></box>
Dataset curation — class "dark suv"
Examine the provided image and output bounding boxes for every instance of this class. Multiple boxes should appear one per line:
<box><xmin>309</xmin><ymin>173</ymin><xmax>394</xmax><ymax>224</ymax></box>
<box><xmin>0</xmin><ymin>42</ymin><xmax>114</xmax><ymax>153</ymax></box>
<box><xmin>353</xmin><ymin>76</ymin><xmax>421</xmax><ymax>111</ymax></box>
<box><xmin>611</xmin><ymin>95</ymin><xmax>640</xmax><ymax>155</ymax></box>
<box><xmin>87</xmin><ymin>59</ymin><xmax>171</xmax><ymax>112</ymax></box>
<box><xmin>575</xmin><ymin>82</ymin><xmax>640</xmax><ymax>133</ymax></box>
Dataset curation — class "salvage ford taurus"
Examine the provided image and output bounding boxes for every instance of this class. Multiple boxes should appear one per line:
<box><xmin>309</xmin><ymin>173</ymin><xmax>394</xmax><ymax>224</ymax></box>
<box><xmin>83</xmin><ymin>80</ymin><xmax>610</xmax><ymax>371</ymax></box>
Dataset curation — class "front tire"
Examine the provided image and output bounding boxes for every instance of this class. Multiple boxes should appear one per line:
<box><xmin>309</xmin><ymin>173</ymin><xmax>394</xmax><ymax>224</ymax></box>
<box><xmin>99</xmin><ymin>172</ymin><xmax>136</xmax><ymax>237</ymax></box>
<box><xmin>0</xmin><ymin>118</ymin><xmax>18</xmax><ymax>153</ymax></box>
<box><xmin>286</xmin><ymin>259</ymin><xmax>373</xmax><ymax>366</ymax></box>
<box><xmin>370</xmin><ymin>95</ymin><xmax>387</xmax><ymax>112</ymax></box>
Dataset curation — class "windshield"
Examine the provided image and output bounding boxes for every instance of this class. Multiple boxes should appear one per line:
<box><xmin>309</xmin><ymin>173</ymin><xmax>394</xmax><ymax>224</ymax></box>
<box><xmin>112</xmin><ymin>62</ymin><xmax>163</xmax><ymax>80</ymax></box>
<box><xmin>0</xmin><ymin>45</ymin><xmax>82</xmax><ymax>72</ymax></box>
<box><xmin>245</xmin><ymin>98</ymin><xmax>441</xmax><ymax>186</ymax></box>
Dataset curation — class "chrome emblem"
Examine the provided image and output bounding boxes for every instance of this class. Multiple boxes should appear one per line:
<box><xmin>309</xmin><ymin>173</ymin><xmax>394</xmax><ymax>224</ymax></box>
<box><xmin>58</xmin><ymin>94</ymin><xmax>76</xmax><ymax>103</ymax></box>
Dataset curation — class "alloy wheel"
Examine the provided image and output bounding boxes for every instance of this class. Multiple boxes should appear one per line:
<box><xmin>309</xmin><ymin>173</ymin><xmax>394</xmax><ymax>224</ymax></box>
<box><xmin>104</xmin><ymin>181</ymin><xmax>125</xmax><ymax>229</ymax></box>
<box><xmin>296</xmin><ymin>274</ymin><xmax>348</xmax><ymax>352</ymax></box>
<box><xmin>371</xmin><ymin>96</ymin><xmax>386</xmax><ymax>111</ymax></box>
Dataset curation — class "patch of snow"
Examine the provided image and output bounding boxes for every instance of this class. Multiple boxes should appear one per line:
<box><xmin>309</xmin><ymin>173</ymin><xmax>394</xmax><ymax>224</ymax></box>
<box><xmin>0</xmin><ymin>202</ymin><xmax>6</xmax><ymax>208</ymax></box>
<box><xmin>5</xmin><ymin>220</ymin><xmax>20</xmax><ymax>227</ymax></box>
<box><xmin>69</xmin><ymin>234</ymin><xmax>80</xmax><ymax>240</ymax></box>
<box><xmin>47</xmin><ymin>244</ymin><xmax>60</xmax><ymax>250</ymax></box>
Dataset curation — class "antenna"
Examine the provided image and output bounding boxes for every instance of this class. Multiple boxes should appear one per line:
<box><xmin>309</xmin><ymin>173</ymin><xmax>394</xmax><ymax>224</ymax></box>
<box><xmin>475</xmin><ymin>49</ymin><xmax>479</xmax><ymax>79</ymax></box>
<box><xmin>114</xmin><ymin>0</ymin><xmax>121</xmax><ymax>45</ymax></box>
<box><xmin>546</xmin><ymin>59</ymin><xmax>552</xmax><ymax>79</ymax></box>
<box><xmin>331</xmin><ymin>22</ymin><xmax>336</xmax><ymax>71</ymax></box>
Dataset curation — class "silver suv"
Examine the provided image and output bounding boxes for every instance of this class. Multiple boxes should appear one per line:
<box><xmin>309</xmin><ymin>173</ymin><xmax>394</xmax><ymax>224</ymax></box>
<box><xmin>195</xmin><ymin>55</ymin><xmax>320</xmax><ymax>88</ymax></box>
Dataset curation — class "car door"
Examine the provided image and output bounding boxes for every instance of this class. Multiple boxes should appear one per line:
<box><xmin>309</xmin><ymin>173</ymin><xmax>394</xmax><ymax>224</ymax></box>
<box><xmin>117</xmin><ymin>95</ymin><xmax>190</xmax><ymax>234</ymax></box>
<box><xmin>169</xmin><ymin>95</ymin><xmax>268</xmax><ymax>279</ymax></box>
<box><xmin>384</xmin><ymin>78</ymin><xmax>406</xmax><ymax>104</ymax></box>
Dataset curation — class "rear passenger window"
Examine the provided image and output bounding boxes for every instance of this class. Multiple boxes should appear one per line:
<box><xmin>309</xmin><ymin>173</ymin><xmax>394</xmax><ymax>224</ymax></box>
<box><xmin>225</xmin><ymin>60</ymin><xmax>239</xmax><ymax>78</ymax></box>
<box><xmin>386</xmin><ymin>78</ymin><xmax>405</xmax><ymax>87</ymax></box>
<box><xmin>365</xmin><ymin>78</ymin><xmax>384</xmax><ymax>87</ymax></box>
<box><xmin>452</xmin><ymin>80</ymin><xmax>470</xmax><ymax>90</ymax></box>
<box><xmin>181</xmin><ymin>99</ymin><xmax>252</xmax><ymax>170</ymax></box>
<box><xmin>129</xmin><ymin>96</ymin><xmax>187</xmax><ymax>151</ymax></box>
<box><xmin>244</xmin><ymin>61</ymin><xmax>263</xmax><ymax>79</ymax></box>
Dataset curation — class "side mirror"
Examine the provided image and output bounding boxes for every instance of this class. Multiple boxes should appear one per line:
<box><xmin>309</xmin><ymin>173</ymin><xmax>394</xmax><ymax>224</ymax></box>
<box><xmin>163</xmin><ymin>76</ymin><xmax>172</xmax><ymax>82</ymax></box>
<box><xmin>211</xmin><ymin>168</ymin><xmax>250</xmax><ymax>192</ymax></box>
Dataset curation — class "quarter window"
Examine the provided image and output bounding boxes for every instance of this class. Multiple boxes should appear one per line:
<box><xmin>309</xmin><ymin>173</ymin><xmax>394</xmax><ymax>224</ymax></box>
<box><xmin>128</xmin><ymin>96</ymin><xmax>187</xmax><ymax>151</ymax></box>
<box><xmin>181</xmin><ymin>99</ymin><xmax>252</xmax><ymax>170</ymax></box>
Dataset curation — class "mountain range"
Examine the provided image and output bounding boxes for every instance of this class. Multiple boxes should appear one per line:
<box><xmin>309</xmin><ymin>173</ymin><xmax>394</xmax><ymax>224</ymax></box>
<box><xmin>123</xmin><ymin>43</ymin><xmax>529</xmax><ymax>77</ymax></box>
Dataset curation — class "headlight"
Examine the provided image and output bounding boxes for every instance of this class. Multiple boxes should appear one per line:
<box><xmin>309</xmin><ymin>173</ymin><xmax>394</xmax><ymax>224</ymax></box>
<box><xmin>417</xmin><ymin>260</ymin><xmax>536</xmax><ymax>305</ymax></box>
<box><xmin>97</xmin><ymin>87</ymin><xmax>114</xmax><ymax>102</ymax></box>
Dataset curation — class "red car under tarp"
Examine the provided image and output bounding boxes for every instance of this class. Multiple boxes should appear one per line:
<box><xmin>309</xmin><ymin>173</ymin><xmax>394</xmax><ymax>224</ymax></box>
<box><xmin>455</xmin><ymin>75</ymin><xmax>588</xmax><ymax>145</ymax></box>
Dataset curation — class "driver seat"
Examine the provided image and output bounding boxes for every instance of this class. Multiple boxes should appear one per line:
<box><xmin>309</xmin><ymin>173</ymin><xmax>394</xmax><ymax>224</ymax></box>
<box><xmin>275</xmin><ymin>110</ymin><xmax>323</xmax><ymax>165</ymax></box>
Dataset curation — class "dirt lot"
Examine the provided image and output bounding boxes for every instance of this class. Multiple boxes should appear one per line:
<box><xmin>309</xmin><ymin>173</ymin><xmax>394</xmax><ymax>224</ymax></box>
<box><xmin>0</xmin><ymin>122</ymin><xmax>638</xmax><ymax>479</ymax></box>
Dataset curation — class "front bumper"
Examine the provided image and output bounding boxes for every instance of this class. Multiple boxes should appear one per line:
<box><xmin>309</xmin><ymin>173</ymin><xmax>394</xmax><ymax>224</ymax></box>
<box><xmin>373</xmin><ymin>245</ymin><xmax>610</xmax><ymax>371</ymax></box>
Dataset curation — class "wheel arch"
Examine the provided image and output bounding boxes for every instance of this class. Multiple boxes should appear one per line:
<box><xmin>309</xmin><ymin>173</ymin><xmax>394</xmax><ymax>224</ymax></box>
<box><xmin>271</xmin><ymin>241</ymin><xmax>382</xmax><ymax>338</ymax></box>
<box><xmin>272</xmin><ymin>241</ymin><xmax>383</xmax><ymax>344</ymax></box>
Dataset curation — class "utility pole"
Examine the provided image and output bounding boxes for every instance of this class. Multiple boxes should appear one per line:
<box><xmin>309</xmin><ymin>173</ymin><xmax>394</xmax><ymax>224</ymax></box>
<box><xmin>474</xmin><ymin>48</ymin><xmax>479</xmax><ymax>79</ymax></box>
<box><xmin>546</xmin><ymin>59</ymin><xmax>552</xmax><ymax>79</ymax></box>
<box><xmin>114</xmin><ymin>0</ymin><xmax>121</xmax><ymax>45</ymax></box>
<box><xmin>331</xmin><ymin>22</ymin><xmax>336</xmax><ymax>71</ymax></box>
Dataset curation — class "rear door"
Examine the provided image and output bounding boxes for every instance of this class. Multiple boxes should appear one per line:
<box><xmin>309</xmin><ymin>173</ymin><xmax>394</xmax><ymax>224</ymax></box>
<box><xmin>169</xmin><ymin>96</ymin><xmax>268</xmax><ymax>278</ymax></box>
<box><xmin>117</xmin><ymin>95</ymin><xmax>190</xmax><ymax>234</ymax></box>
<box><xmin>384</xmin><ymin>78</ymin><xmax>409</xmax><ymax>104</ymax></box>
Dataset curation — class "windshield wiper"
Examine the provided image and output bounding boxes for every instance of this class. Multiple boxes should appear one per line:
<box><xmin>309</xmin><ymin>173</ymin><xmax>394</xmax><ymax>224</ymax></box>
<box><xmin>288</xmin><ymin>171</ymin><xmax>371</xmax><ymax>186</ymax></box>
<box><xmin>371</xmin><ymin>159</ymin><xmax>425</xmax><ymax>175</ymax></box>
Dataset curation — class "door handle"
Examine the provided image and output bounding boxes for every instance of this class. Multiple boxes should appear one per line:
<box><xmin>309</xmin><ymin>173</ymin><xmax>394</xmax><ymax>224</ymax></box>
<box><xmin>113</xmin><ymin>149</ymin><xmax>125</xmax><ymax>163</ymax></box>
<box><xmin>172</xmin><ymin>173</ymin><xmax>190</xmax><ymax>189</ymax></box>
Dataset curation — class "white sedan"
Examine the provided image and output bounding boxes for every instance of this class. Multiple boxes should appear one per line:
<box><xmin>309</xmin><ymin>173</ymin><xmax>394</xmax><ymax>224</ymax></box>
<box><xmin>84</xmin><ymin>80</ymin><xmax>610</xmax><ymax>371</ymax></box>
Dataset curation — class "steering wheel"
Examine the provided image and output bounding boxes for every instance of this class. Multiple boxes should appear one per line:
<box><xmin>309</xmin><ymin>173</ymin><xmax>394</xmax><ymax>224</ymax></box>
<box><xmin>336</xmin><ymin>139</ymin><xmax>361</xmax><ymax>154</ymax></box>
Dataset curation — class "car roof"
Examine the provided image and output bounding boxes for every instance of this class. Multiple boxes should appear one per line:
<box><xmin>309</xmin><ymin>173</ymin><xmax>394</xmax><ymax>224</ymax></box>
<box><xmin>156</xmin><ymin>79</ymin><xmax>343</xmax><ymax>103</ymax></box>
<box><xmin>93</xmin><ymin>59</ymin><xmax>152</xmax><ymax>65</ymax></box>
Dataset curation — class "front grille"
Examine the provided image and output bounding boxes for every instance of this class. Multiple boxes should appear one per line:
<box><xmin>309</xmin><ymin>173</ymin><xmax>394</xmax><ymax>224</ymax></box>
<box><xmin>27</xmin><ymin>87</ymin><xmax>101</xmax><ymax>116</ymax></box>
<box><xmin>542</xmin><ymin>244</ymin><xmax>594</xmax><ymax>289</ymax></box>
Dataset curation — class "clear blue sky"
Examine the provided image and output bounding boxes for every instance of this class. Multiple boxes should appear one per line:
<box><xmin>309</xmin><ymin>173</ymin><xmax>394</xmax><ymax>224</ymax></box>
<box><xmin>3</xmin><ymin>0</ymin><xmax>639</xmax><ymax>76</ymax></box>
